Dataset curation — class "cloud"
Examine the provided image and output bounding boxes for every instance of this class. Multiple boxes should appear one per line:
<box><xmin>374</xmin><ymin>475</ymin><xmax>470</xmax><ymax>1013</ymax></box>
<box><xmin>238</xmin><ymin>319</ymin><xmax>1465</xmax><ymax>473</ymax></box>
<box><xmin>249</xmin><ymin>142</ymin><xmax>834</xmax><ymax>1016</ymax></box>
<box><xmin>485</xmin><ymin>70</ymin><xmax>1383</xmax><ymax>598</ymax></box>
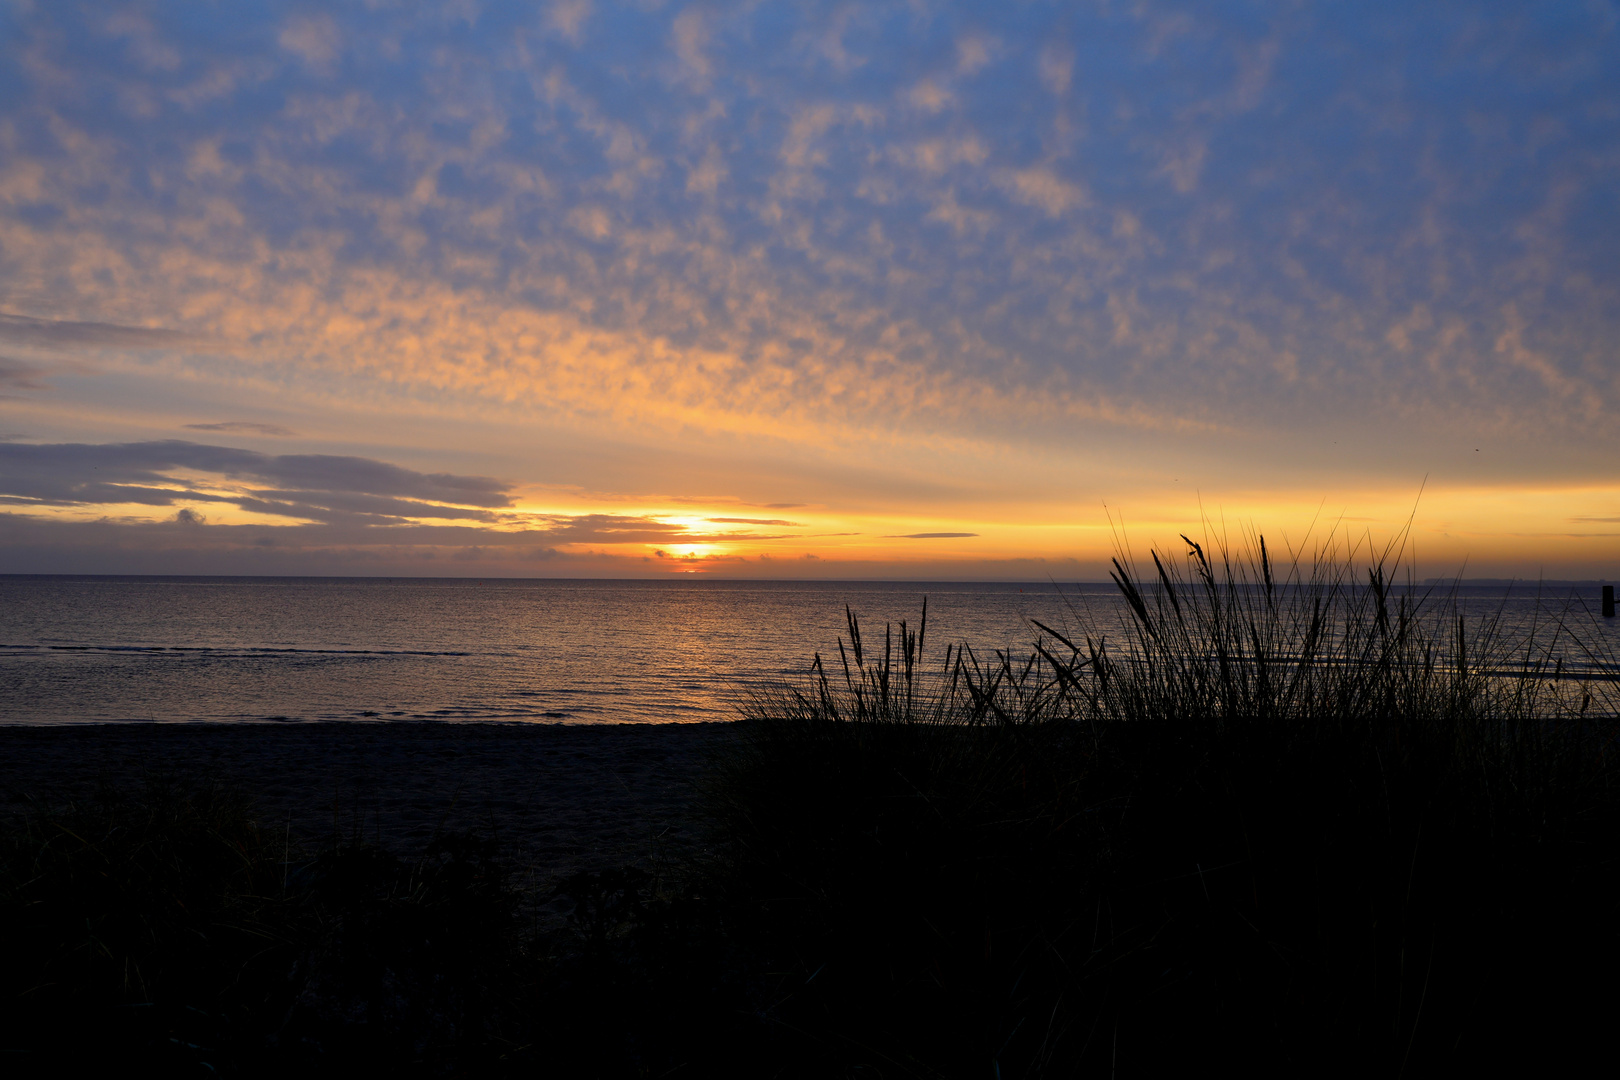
<box><xmin>532</xmin><ymin>514</ymin><xmax>802</xmax><ymax>544</ymax></box>
<box><xmin>0</xmin><ymin>510</ymin><xmax>686</xmax><ymax>576</ymax></box>
<box><xmin>671</xmin><ymin>8</ymin><xmax>712</xmax><ymax>87</ymax></box>
<box><xmin>0</xmin><ymin>314</ymin><xmax>196</xmax><ymax>352</ymax></box>
<box><xmin>997</xmin><ymin>167</ymin><xmax>1087</xmax><ymax>216</ymax></box>
<box><xmin>279</xmin><ymin>14</ymin><xmax>340</xmax><ymax>68</ymax></box>
<box><xmin>10</xmin><ymin>3</ymin><xmax>1608</xmax><ymax>455</ymax></box>
<box><xmin>0</xmin><ymin>440</ymin><xmax>514</xmax><ymax>524</ymax></box>
<box><xmin>1038</xmin><ymin>45</ymin><xmax>1072</xmax><ymax>94</ymax></box>
<box><xmin>0</xmin><ymin>356</ymin><xmax>48</xmax><ymax>392</ymax></box>
<box><xmin>884</xmin><ymin>532</ymin><xmax>979</xmax><ymax>539</ymax></box>
<box><xmin>230</xmin><ymin>490</ymin><xmax>504</xmax><ymax>524</ymax></box>
<box><xmin>907</xmin><ymin>78</ymin><xmax>951</xmax><ymax>112</ymax></box>
<box><xmin>534</xmin><ymin>514</ymin><xmax>698</xmax><ymax>544</ymax></box>
<box><xmin>707</xmin><ymin>517</ymin><xmax>802</xmax><ymax>526</ymax></box>
<box><xmin>685</xmin><ymin>144</ymin><xmax>727</xmax><ymax>195</ymax></box>
<box><xmin>567</xmin><ymin>205</ymin><xmax>613</xmax><ymax>240</ymax></box>
<box><xmin>183</xmin><ymin>421</ymin><xmax>299</xmax><ymax>436</ymax></box>
<box><xmin>0</xmin><ymin>491</ymin><xmax>812</xmax><ymax>575</ymax></box>
<box><xmin>956</xmin><ymin>35</ymin><xmax>995</xmax><ymax>75</ymax></box>
<box><xmin>103</xmin><ymin>11</ymin><xmax>182</xmax><ymax>73</ymax></box>
<box><xmin>544</xmin><ymin>0</ymin><xmax>593</xmax><ymax>45</ymax></box>
<box><xmin>799</xmin><ymin>6</ymin><xmax>866</xmax><ymax>72</ymax></box>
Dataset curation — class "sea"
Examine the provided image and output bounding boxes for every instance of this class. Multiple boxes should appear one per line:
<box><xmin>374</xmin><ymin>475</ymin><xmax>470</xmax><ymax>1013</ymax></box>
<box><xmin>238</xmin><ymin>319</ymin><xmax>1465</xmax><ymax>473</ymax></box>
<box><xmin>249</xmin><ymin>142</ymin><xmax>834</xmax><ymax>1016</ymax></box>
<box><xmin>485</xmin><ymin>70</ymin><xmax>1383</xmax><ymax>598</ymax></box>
<box><xmin>1</xmin><ymin>576</ymin><xmax>1615</xmax><ymax>724</ymax></box>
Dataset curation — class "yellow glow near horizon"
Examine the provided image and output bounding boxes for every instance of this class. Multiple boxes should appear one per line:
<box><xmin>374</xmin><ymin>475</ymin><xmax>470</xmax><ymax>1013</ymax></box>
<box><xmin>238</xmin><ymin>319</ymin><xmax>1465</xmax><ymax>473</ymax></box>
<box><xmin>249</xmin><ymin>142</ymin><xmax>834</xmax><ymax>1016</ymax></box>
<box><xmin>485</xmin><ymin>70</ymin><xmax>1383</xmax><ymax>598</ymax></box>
<box><xmin>588</xmin><ymin>482</ymin><xmax>1620</xmax><ymax>578</ymax></box>
<box><xmin>1</xmin><ymin>457</ymin><xmax>1614</xmax><ymax>579</ymax></box>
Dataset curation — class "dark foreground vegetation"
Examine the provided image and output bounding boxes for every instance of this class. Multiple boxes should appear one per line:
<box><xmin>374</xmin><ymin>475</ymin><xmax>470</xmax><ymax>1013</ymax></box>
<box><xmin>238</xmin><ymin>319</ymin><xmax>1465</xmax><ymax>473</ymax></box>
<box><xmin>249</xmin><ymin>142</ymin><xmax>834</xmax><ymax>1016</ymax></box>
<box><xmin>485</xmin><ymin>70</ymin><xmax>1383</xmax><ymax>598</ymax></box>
<box><xmin>4</xmin><ymin>536</ymin><xmax>1618</xmax><ymax>1076</ymax></box>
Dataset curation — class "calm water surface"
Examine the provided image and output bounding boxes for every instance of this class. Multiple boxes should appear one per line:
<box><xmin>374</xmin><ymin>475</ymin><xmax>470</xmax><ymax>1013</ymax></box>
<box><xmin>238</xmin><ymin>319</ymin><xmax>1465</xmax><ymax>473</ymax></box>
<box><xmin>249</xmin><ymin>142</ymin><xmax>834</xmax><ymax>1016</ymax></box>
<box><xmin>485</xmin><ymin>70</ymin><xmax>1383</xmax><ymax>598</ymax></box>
<box><xmin>1</xmin><ymin>577</ymin><xmax>1614</xmax><ymax>724</ymax></box>
<box><xmin>0</xmin><ymin>578</ymin><xmax>1097</xmax><ymax>724</ymax></box>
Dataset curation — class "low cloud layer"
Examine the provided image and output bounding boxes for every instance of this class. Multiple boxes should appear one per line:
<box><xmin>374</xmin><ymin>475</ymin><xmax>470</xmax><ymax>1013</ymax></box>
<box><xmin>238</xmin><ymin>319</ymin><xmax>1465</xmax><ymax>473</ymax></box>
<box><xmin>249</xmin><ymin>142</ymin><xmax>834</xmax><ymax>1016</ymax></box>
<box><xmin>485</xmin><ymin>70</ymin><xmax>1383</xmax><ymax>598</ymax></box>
<box><xmin>707</xmin><ymin>517</ymin><xmax>802</xmax><ymax>527</ymax></box>
<box><xmin>0</xmin><ymin>440</ymin><xmax>826</xmax><ymax>552</ymax></box>
<box><xmin>0</xmin><ymin>314</ymin><xmax>197</xmax><ymax>353</ymax></box>
<box><xmin>184</xmin><ymin>422</ymin><xmax>299</xmax><ymax>437</ymax></box>
<box><xmin>886</xmin><ymin>533</ymin><xmax>979</xmax><ymax>540</ymax></box>
<box><xmin>0</xmin><ymin>509</ymin><xmax>1071</xmax><ymax>579</ymax></box>
<box><xmin>0</xmin><ymin>357</ymin><xmax>48</xmax><ymax>392</ymax></box>
<box><xmin>0</xmin><ymin>440</ymin><xmax>513</xmax><ymax>525</ymax></box>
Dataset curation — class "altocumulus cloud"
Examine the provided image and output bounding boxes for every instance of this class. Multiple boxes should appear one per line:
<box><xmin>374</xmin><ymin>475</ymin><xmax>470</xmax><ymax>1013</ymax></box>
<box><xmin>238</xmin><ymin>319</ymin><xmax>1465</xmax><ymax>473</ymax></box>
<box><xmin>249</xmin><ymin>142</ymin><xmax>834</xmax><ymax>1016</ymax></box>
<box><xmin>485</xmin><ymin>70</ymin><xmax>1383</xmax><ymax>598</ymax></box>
<box><xmin>1</xmin><ymin>1</ymin><xmax>1616</xmax><ymax>466</ymax></box>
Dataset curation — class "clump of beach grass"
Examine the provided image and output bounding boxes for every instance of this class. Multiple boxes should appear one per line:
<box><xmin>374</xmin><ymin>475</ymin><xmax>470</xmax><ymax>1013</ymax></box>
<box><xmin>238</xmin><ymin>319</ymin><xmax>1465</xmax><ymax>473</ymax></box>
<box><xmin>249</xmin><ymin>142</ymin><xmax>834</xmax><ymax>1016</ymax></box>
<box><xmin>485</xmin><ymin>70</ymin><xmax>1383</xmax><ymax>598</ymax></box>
<box><xmin>707</xmin><ymin>530</ymin><xmax>1620</xmax><ymax>1075</ymax></box>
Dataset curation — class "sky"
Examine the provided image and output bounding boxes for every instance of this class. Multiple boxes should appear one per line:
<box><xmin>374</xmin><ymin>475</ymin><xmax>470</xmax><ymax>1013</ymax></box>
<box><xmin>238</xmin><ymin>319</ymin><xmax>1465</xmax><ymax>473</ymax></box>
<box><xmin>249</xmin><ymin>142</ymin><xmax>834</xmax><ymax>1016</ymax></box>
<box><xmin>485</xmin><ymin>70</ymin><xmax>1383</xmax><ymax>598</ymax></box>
<box><xmin>1</xmin><ymin>1</ymin><xmax>1617</xmax><ymax>580</ymax></box>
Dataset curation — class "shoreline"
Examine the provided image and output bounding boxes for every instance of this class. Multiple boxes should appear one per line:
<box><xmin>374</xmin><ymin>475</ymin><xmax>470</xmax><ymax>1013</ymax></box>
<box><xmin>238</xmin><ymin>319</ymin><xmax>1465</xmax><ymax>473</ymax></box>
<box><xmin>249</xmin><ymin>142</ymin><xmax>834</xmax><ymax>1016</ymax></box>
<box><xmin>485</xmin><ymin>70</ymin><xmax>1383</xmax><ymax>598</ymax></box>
<box><xmin>0</xmin><ymin>721</ymin><xmax>735</xmax><ymax>883</ymax></box>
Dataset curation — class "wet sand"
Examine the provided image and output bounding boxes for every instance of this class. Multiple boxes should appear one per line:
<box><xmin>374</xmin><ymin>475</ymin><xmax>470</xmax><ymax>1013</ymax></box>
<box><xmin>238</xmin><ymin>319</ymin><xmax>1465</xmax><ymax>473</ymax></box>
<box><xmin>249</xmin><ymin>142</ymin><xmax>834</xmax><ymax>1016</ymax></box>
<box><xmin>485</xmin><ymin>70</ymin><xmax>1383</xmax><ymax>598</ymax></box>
<box><xmin>0</xmin><ymin>722</ymin><xmax>737</xmax><ymax>884</ymax></box>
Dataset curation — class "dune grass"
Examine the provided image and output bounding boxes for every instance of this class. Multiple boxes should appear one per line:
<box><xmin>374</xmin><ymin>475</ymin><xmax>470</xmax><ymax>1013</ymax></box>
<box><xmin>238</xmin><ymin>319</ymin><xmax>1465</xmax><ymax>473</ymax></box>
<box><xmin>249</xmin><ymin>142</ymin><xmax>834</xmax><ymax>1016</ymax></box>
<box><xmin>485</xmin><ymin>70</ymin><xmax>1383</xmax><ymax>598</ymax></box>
<box><xmin>706</xmin><ymin>533</ymin><xmax>1620</xmax><ymax>1075</ymax></box>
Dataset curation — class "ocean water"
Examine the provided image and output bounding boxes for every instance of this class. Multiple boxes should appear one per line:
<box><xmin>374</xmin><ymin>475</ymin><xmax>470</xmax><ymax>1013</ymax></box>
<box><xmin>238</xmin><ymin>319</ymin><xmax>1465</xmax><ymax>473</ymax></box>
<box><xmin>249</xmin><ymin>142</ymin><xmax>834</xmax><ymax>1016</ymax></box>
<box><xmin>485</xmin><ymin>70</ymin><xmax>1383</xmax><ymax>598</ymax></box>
<box><xmin>0</xmin><ymin>577</ymin><xmax>1100</xmax><ymax>724</ymax></box>
<box><xmin>1</xmin><ymin>576</ymin><xmax>1614</xmax><ymax>724</ymax></box>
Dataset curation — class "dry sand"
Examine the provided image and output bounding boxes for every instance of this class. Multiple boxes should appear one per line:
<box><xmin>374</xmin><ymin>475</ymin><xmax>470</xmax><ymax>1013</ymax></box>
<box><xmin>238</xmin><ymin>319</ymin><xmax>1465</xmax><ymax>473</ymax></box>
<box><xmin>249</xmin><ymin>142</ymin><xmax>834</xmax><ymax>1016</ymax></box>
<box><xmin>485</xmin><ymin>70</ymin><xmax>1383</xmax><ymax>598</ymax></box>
<box><xmin>0</xmin><ymin>722</ymin><xmax>738</xmax><ymax>889</ymax></box>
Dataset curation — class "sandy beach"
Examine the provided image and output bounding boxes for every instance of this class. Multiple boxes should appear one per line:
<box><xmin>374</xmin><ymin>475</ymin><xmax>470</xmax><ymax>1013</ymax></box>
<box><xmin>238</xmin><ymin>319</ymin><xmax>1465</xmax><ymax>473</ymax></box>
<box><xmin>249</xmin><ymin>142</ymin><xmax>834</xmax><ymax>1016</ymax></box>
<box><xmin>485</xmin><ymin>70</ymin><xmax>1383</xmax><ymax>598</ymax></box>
<box><xmin>0</xmin><ymin>721</ymin><xmax>735</xmax><ymax>885</ymax></box>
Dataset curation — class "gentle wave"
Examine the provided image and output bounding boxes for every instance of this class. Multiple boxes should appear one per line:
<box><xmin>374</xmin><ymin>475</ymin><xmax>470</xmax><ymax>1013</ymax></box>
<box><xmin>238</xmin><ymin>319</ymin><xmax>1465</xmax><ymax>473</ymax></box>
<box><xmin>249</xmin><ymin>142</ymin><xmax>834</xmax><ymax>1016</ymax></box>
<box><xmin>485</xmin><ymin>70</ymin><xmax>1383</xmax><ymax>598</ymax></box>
<box><xmin>1</xmin><ymin>643</ymin><xmax>472</xmax><ymax>657</ymax></box>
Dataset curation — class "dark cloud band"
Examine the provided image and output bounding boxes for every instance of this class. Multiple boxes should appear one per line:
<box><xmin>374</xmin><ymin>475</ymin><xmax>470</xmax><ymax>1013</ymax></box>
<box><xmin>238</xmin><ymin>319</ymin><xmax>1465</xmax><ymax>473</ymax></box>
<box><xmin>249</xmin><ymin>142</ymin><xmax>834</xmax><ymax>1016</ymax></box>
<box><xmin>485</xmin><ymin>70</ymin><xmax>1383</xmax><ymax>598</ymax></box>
<box><xmin>0</xmin><ymin>440</ymin><xmax>815</xmax><ymax>542</ymax></box>
<box><xmin>0</xmin><ymin>440</ymin><xmax>513</xmax><ymax>524</ymax></box>
<box><xmin>0</xmin><ymin>314</ymin><xmax>197</xmax><ymax>352</ymax></box>
<box><xmin>184</xmin><ymin>422</ymin><xmax>299</xmax><ymax>437</ymax></box>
